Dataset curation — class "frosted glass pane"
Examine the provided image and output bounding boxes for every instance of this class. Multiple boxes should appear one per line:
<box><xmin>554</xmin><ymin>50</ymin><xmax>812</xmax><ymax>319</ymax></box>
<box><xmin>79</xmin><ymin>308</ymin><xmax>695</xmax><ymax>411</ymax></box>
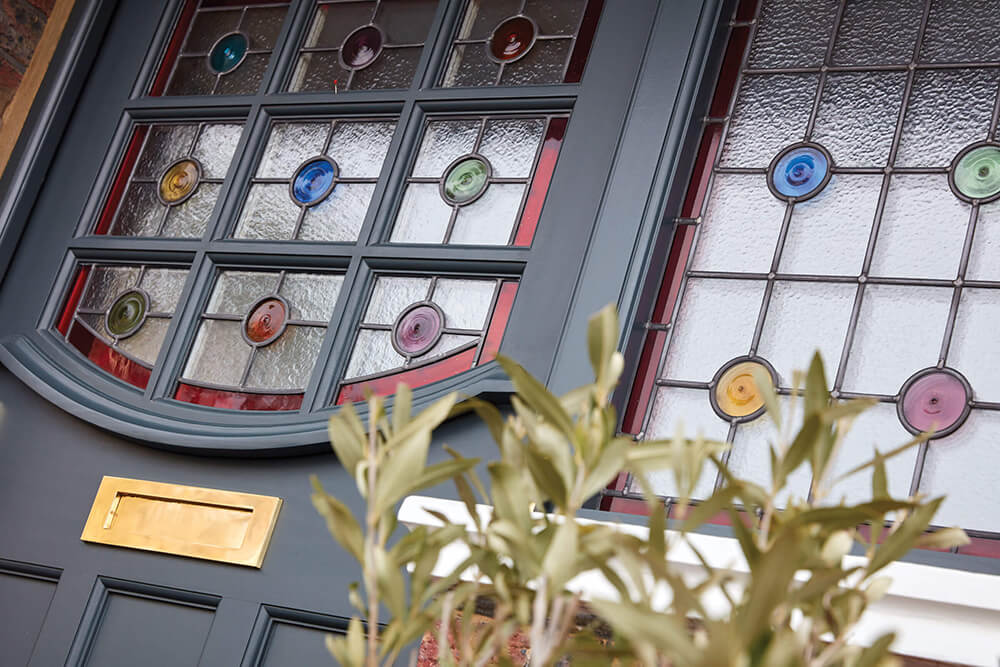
<box><xmin>662</xmin><ymin>278</ymin><xmax>766</xmax><ymax>382</ymax></box>
<box><xmin>245</xmin><ymin>326</ymin><xmax>325</xmax><ymax>391</ymax></box>
<box><xmin>139</xmin><ymin>268</ymin><xmax>187</xmax><ymax>312</ymax></box>
<box><xmin>191</xmin><ymin>123</ymin><xmax>242</xmax><ymax>179</ymax></box>
<box><xmin>215</xmin><ymin>53</ymin><xmax>268</xmax><ymax>95</ymax></box>
<box><xmin>692</xmin><ymin>174</ymin><xmax>785</xmax><ymax>273</ymax></box>
<box><xmin>729</xmin><ymin>399</ymin><xmax>812</xmax><ymax>508</ymax></box>
<box><xmin>966</xmin><ymin>202</ymin><xmax>1000</xmax><ymax>282</ymax></box>
<box><xmin>456</xmin><ymin>0</ymin><xmax>520</xmax><ymax>40</ymax></box>
<box><xmin>258</xmin><ymin>123</ymin><xmax>330</xmax><ymax>178</ymax></box>
<box><xmin>288</xmin><ymin>53</ymin><xmax>350</xmax><ymax>93</ymax></box>
<box><xmin>432</xmin><ymin>279</ymin><xmax>495</xmax><ymax>330</ymax></box>
<box><xmin>643</xmin><ymin>387</ymin><xmax>727</xmax><ymax>501</ymax></box>
<box><xmin>165</xmin><ymin>56</ymin><xmax>214</xmax><ymax>96</ymax></box>
<box><xmin>812</xmin><ymin>72</ymin><xmax>906</xmax><ymax>167</ymax></box>
<box><xmin>352</xmin><ymin>47</ymin><xmax>421</xmax><ymax>90</ymax></box>
<box><xmin>135</xmin><ymin>124</ymin><xmax>198</xmax><ymax>180</ymax></box>
<box><xmin>721</xmin><ymin>74</ymin><xmax>818</xmax><ymax>167</ymax></box>
<box><xmin>82</xmin><ymin>266</ymin><xmax>141</xmax><ymax>311</ymax></box>
<box><xmin>241</xmin><ymin>5</ymin><xmax>287</xmax><ymax>50</ymax></box>
<box><xmin>303</xmin><ymin>2</ymin><xmax>373</xmax><ymax>47</ymax></box>
<box><xmin>832</xmin><ymin>0</ymin><xmax>923</xmax><ymax>66</ymax></box>
<box><xmin>365</xmin><ymin>277</ymin><xmax>431</xmax><ymax>325</ymax></box>
<box><xmin>346</xmin><ymin>329</ymin><xmax>404</xmax><ymax>379</ymax></box>
<box><xmin>422</xmin><ymin>333</ymin><xmax>478</xmax><ymax>361</ymax></box>
<box><xmin>391</xmin><ymin>184</ymin><xmax>453</xmax><ymax>244</ymax></box>
<box><xmin>920</xmin><ymin>0</ymin><xmax>1000</xmax><ymax>64</ymax></box>
<box><xmin>110</xmin><ymin>183</ymin><xmax>161</xmax><ymax>236</ymax></box>
<box><xmin>235</xmin><ymin>184</ymin><xmax>300</xmax><ymax>240</ymax></box>
<box><xmin>778</xmin><ymin>175</ymin><xmax>880</xmax><ymax>276</ymax></box>
<box><xmin>919</xmin><ymin>409</ymin><xmax>1000</xmax><ymax>532</ymax></box>
<box><xmin>376</xmin><ymin>0</ymin><xmax>437</xmax><ymax>43</ymax></box>
<box><xmin>949</xmin><ymin>288</ymin><xmax>1000</xmax><ymax>402</ymax></box>
<box><xmin>450</xmin><ymin>184</ymin><xmax>523</xmax><ymax>245</ymax></box>
<box><xmin>842</xmin><ymin>285</ymin><xmax>952</xmax><ymax>395</ymax></box>
<box><xmin>524</xmin><ymin>0</ymin><xmax>586</xmax><ymax>35</ymax></box>
<box><xmin>757</xmin><ymin>281</ymin><xmax>856</xmax><ymax>387</ymax></box>
<box><xmin>207</xmin><ymin>271</ymin><xmax>280</xmax><ymax>316</ymax></box>
<box><xmin>823</xmin><ymin>403</ymin><xmax>919</xmax><ymax>505</ymax></box>
<box><xmin>869</xmin><ymin>175</ymin><xmax>970</xmax><ymax>280</ymax></box>
<box><xmin>479</xmin><ymin>119</ymin><xmax>544</xmax><ymax>178</ymax></box>
<box><xmin>183</xmin><ymin>320</ymin><xmax>251</xmax><ymax>387</ymax></box>
<box><xmin>118</xmin><ymin>317</ymin><xmax>170</xmax><ymax>365</ymax></box>
<box><xmin>279</xmin><ymin>273</ymin><xmax>343</xmax><ymax>322</ymax></box>
<box><xmin>498</xmin><ymin>39</ymin><xmax>572</xmax><ymax>86</ymax></box>
<box><xmin>327</xmin><ymin>121</ymin><xmax>395</xmax><ymax>178</ymax></box>
<box><xmin>79</xmin><ymin>313</ymin><xmax>109</xmax><ymax>341</ymax></box>
<box><xmin>412</xmin><ymin>120</ymin><xmax>480</xmax><ymax>177</ymax></box>
<box><xmin>441</xmin><ymin>44</ymin><xmax>498</xmax><ymax>87</ymax></box>
<box><xmin>185</xmin><ymin>9</ymin><xmax>241</xmax><ymax>52</ymax></box>
<box><xmin>896</xmin><ymin>68</ymin><xmax>1000</xmax><ymax>168</ymax></box>
<box><xmin>161</xmin><ymin>182</ymin><xmax>219</xmax><ymax>238</ymax></box>
<box><xmin>298</xmin><ymin>183</ymin><xmax>374</xmax><ymax>242</ymax></box>
<box><xmin>747</xmin><ymin>0</ymin><xmax>838</xmax><ymax>68</ymax></box>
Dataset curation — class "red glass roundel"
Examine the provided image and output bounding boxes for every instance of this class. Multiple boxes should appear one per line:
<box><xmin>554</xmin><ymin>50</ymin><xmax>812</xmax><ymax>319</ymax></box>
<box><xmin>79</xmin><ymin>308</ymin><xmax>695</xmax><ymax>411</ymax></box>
<box><xmin>392</xmin><ymin>303</ymin><xmax>443</xmax><ymax>356</ymax></box>
<box><xmin>489</xmin><ymin>16</ymin><xmax>536</xmax><ymax>62</ymax></box>
<box><xmin>340</xmin><ymin>25</ymin><xmax>384</xmax><ymax>70</ymax></box>
<box><xmin>245</xmin><ymin>298</ymin><xmax>287</xmax><ymax>345</ymax></box>
<box><xmin>899</xmin><ymin>370</ymin><xmax>970</xmax><ymax>436</ymax></box>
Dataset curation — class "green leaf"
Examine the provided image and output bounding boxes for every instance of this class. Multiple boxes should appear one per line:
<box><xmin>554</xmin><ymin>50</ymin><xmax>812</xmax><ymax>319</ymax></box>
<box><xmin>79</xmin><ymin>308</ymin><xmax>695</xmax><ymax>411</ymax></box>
<box><xmin>328</xmin><ymin>408</ymin><xmax>365</xmax><ymax>474</ymax></box>
<box><xmin>778</xmin><ymin>413</ymin><xmax>821</xmax><ymax>488</ymax></box>
<box><xmin>406</xmin><ymin>458</ymin><xmax>481</xmax><ymax>500</ymax></box>
<box><xmin>374</xmin><ymin>546</ymin><xmax>406</xmax><ymax>620</ymax></box>
<box><xmin>854</xmin><ymin>632</ymin><xmax>896</xmax><ymax>667</ymax></box>
<box><xmin>541</xmin><ymin>519</ymin><xmax>579</xmax><ymax>590</ymax></box>
<box><xmin>914</xmin><ymin>525</ymin><xmax>969</xmax><ymax>551</ymax></box>
<box><xmin>578</xmin><ymin>437</ymin><xmax>630</xmax><ymax>504</ymax></box>
<box><xmin>587</xmin><ymin>599</ymin><xmax>699</xmax><ymax>666</ymax></box>
<box><xmin>804</xmin><ymin>351</ymin><xmax>830</xmax><ymax>416</ymax></box>
<box><xmin>750</xmin><ymin>364</ymin><xmax>781</xmax><ymax>431</ymax></box>
<box><xmin>586</xmin><ymin>303</ymin><xmax>621</xmax><ymax>389</ymax></box>
<box><xmin>523</xmin><ymin>446</ymin><xmax>569</xmax><ymax>508</ymax></box>
<box><xmin>497</xmin><ymin>356</ymin><xmax>576</xmax><ymax>438</ymax></box>
<box><xmin>872</xmin><ymin>448</ymin><xmax>888</xmax><ymax>501</ymax></box>
<box><xmin>391</xmin><ymin>382</ymin><xmax>412</xmax><ymax>434</ymax></box>
<box><xmin>310</xmin><ymin>476</ymin><xmax>364</xmax><ymax>562</ymax></box>
<box><xmin>867</xmin><ymin>497</ymin><xmax>944</xmax><ymax>574</ymax></box>
<box><xmin>375</xmin><ymin>425</ymin><xmax>432</xmax><ymax>516</ymax></box>
<box><xmin>452</xmin><ymin>397</ymin><xmax>505</xmax><ymax>446</ymax></box>
<box><xmin>833</xmin><ymin>433</ymin><xmax>926</xmax><ymax>483</ymax></box>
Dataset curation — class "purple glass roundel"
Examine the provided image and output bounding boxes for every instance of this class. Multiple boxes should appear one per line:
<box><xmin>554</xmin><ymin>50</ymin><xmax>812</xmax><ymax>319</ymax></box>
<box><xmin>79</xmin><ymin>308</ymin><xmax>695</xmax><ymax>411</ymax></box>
<box><xmin>392</xmin><ymin>303</ymin><xmax>443</xmax><ymax>356</ymax></box>
<box><xmin>340</xmin><ymin>25</ymin><xmax>384</xmax><ymax>70</ymax></box>
<box><xmin>900</xmin><ymin>370</ymin><xmax>970</xmax><ymax>436</ymax></box>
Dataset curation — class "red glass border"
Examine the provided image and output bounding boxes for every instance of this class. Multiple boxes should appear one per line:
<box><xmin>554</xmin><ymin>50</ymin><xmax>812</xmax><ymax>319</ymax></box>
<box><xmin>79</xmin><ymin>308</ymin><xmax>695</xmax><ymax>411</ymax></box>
<box><xmin>58</xmin><ymin>266</ymin><xmax>91</xmax><ymax>336</ymax></box>
<box><xmin>94</xmin><ymin>126</ymin><xmax>148</xmax><ymax>235</ymax></box>
<box><xmin>564</xmin><ymin>0</ymin><xmax>606</xmax><ymax>84</ymax></box>
<box><xmin>479</xmin><ymin>280</ymin><xmax>518</xmax><ymax>363</ymax></box>
<box><xmin>174</xmin><ymin>383</ymin><xmax>304</xmax><ymax>411</ymax></box>
<box><xmin>67</xmin><ymin>322</ymin><xmax>152</xmax><ymax>389</ymax></box>
<box><xmin>149</xmin><ymin>0</ymin><xmax>198</xmax><ymax>96</ymax></box>
<box><xmin>514</xmin><ymin>118</ymin><xmax>567</xmax><ymax>247</ymax></box>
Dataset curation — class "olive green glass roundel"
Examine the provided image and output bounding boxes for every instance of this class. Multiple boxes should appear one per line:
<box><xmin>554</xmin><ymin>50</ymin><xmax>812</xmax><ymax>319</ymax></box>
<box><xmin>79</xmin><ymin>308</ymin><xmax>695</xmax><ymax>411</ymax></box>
<box><xmin>442</xmin><ymin>157</ymin><xmax>489</xmax><ymax>204</ymax></box>
<box><xmin>954</xmin><ymin>145</ymin><xmax>1000</xmax><ymax>201</ymax></box>
<box><xmin>106</xmin><ymin>290</ymin><xmax>148</xmax><ymax>337</ymax></box>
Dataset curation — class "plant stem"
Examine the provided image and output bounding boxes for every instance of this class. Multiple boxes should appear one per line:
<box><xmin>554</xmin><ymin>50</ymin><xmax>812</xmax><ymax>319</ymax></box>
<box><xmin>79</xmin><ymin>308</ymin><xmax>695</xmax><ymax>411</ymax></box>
<box><xmin>366</xmin><ymin>406</ymin><xmax>379</xmax><ymax>667</ymax></box>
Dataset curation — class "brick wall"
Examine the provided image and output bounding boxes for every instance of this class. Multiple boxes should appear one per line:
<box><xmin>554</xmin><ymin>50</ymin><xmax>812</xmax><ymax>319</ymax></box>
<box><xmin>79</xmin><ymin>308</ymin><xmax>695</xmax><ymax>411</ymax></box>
<box><xmin>0</xmin><ymin>0</ymin><xmax>53</xmax><ymax>131</ymax></box>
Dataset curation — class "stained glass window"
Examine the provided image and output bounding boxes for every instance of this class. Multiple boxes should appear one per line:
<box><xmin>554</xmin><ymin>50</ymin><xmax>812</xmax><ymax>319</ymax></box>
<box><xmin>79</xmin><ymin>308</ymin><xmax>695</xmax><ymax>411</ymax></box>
<box><xmin>621</xmin><ymin>0</ymin><xmax>1000</xmax><ymax>549</ymax></box>
<box><xmin>441</xmin><ymin>0</ymin><xmax>603</xmax><ymax>87</ymax></box>
<box><xmin>288</xmin><ymin>0</ymin><xmax>440</xmax><ymax>92</ymax></box>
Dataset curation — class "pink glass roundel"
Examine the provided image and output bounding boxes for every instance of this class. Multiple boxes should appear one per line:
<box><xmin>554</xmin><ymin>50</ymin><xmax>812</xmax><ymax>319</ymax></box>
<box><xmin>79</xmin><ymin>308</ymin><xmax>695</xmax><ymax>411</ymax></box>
<box><xmin>393</xmin><ymin>304</ymin><xmax>442</xmax><ymax>356</ymax></box>
<box><xmin>900</xmin><ymin>371</ymin><xmax>969</xmax><ymax>434</ymax></box>
<box><xmin>341</xmin><ymin>25</ymin><xmax>383</xmax><ymax>69</ymax></box>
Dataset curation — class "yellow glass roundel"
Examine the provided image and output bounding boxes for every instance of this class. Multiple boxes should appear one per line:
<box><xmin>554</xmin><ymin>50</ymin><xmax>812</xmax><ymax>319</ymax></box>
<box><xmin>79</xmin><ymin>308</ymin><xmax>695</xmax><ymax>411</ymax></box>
<box><xmin>159</xmin><ymin>159</ymin><xmax>200</xmax><ymax>204</ymax></box>
<box><xmin>714</xmin><ymin>360</ymin><xmax>771</xmax><ymax>418</ymax></box>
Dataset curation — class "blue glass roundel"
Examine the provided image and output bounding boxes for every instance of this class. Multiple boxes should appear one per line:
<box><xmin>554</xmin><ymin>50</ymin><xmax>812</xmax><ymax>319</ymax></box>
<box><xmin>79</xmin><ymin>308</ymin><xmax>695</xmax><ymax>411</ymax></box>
<box><xmin>769</xmin><ymin>144</ymin><xmax>831</xmax><ymax>200</ymax></box>
<box><xmin>291</xmin><ymin>158</ymin><xmax>338</xmax><ymax>205</ymax></box>
<box><xmin>209</xmin><ymin>33</ymin><xmax>249</xmax><ymax>74</ymax></box>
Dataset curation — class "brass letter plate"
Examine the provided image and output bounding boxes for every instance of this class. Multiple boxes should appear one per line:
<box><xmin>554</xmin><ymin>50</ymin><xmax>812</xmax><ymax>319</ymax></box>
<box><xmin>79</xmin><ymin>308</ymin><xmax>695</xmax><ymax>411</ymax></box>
<box><xmin>81</xmin><ymin>476</ymin><xmax>281</xmax><ymax>568</ymax></box>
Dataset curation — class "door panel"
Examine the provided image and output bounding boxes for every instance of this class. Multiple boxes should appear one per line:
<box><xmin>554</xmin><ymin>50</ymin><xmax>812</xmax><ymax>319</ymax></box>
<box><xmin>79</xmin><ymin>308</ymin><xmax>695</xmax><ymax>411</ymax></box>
<box><xmin>0</xmin><ymin>563</ymin><xmax>59</xmax><ymax>667</ymax></box>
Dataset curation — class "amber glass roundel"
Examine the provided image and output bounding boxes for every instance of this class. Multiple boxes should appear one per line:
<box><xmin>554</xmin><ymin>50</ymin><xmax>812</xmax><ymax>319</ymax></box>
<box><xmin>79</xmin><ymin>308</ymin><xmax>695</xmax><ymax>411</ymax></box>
<box><xmin>244</xmin><ymin>297</ymin><xmax>287</xmax><ymax>346</ymax></box>
<box><xmin>442</xmin><ymin>156</ymin><xmax>490</xmax><ymax>205</ymax></box>
<box><xmin>340</xmin><ymin>25</ymin><xmax>384</xmax><ymax>70</ymax></box>
<box><xmin>952</xmin><ymin>144</ymin><xmax>1000</xmax><ymax>202</ymax></box>
<box><xmin>713</xmin><ymin>359</ymin><xmax>773</xmax><ymax>420</ymax></box>
<box><xmin>899</xmin><ymin>369</ymin><xmax>971</xmax><ymax>437</ymax></box>
<box><xmin>159</xmin><ymin>158</ymin><xmax>201</xmax><ymax>205</ymax></box>
<box><xmin>106</xmin><ymin>290</ymin><xmax>148</xmax><ymax>338</ymax></box>
<box><xmin>489</xmin><ymin>16</ymin><xmax>537</xmax><ymax>63</ymax></box>
<box><xmin>209</xmin><ymin>32</ymin><xmax>248</xmax><ymax>74</ymax></box>
<box><xmin>392</xmin><ymin>303</ymin><xmax>443</xmax><ymax>356</ymax></box>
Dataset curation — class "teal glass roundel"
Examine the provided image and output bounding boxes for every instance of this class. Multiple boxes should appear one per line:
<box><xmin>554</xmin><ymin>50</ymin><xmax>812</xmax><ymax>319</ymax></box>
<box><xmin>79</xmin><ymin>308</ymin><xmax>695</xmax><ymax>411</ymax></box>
<box><xmin>952</xmin><ymin>145</ymin><xmax>1000</xmax><ymax>202</ymax></box>
<box><xmin>769</xmin><ymin>144</ymin><xmax>831</xmax><ymax>200</ymax></box>
<box><xmin>209</xmin><ymin>33</ymin><xmax>249</xmax><ymax>74</ymax></box>
<box><xmin>292</xmin><ymin>158</ymin><xmax>337</xmax><ymax>205</ymax></box>
<box><xmin>442</xmin><ymin>157</ymin><xmax>490</xmax><ymax>205</ymax></box>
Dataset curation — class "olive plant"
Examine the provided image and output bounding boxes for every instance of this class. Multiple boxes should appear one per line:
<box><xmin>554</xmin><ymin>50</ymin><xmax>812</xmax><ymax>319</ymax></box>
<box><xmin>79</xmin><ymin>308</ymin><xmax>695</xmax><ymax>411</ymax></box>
<box><xmin>311</xmin><ymin>305</ymin><xmax>967</xmax><ymax>667</ymax></box>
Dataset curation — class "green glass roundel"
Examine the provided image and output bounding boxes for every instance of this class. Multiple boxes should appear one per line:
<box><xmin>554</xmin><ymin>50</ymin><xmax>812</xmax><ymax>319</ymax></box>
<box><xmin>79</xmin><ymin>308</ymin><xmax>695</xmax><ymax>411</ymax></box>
<box><xmin>209</xmin><ymin>32</ymin><xmax>248</xmax><ymax>74</ymax></box>
<box><xmin>106</xmin><ymin>290</ymin><xmax>148</xmax><ymax>338</ymax></box>
<box><xmin>954</xmin><ymin>145</ymin><xmax>1000</xmax><ymax>201</ymax></box>
<box><xmin>442</xmin><ymin>157</ymin><xmax>490</xmax><ymax>205</ymax></box>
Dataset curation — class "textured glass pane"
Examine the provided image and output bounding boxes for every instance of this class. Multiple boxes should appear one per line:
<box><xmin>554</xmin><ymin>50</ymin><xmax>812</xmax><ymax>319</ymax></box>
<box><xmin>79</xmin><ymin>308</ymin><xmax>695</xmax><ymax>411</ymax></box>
<box><xmin>298</xmin><ymin>183</ymin><xmax>374</xmax><ymax>242</ymax></box>
<box><xmin>79</xmin><ymin>312</ymin><xmax>110</xmax><ymax>341</ymax></box>
<box><xmin>235</xmin><ymin>184</ymin><xmax>301</xmax><ymax>240</ymax></box>
<box><xmin>110</xmin><ymin>183</ymin><xmax>162</xmax><ymax>236</ymax></box>
<box><xmin>258</xmin><ymin>123</ymin><xmax>330</xmax><ymax>178</ymax></box>
<box><xmin>184</xmin><ymin>9</ymin><xmax>241</xmax><ymax>52</ymax></box>
<box><xmin>422</xmin><ymin>333</ymin><xmax>478</xmax><ymax>361</ymax></box>
<box><xmin>304</xmin><ymin>2</ymin><xmax>374</xmax><ymax>48</ymax></box>
<box><xmin>920</xmin><ymin>0</ymin><xmax>1000</xmax><ymax>64</ymax></box>
<box><xmin>720</xmin><ymin>74</ymin><xmax>819</xmax><ymax>167</ymax></box>
<box><xmin>812</xmin><ymin>72</ymin><xmax>906</xmax><ymax>167</ymax></box>
<box><xmin>432</xmin><ymin>279</ymin><xmax>495</xmax><ymax>330</ymax></box>
<box><xmin>524</xmin><ymin>0</ymin><xmax>586</xmax><ymax>35</ymax></box>
<box><xmin>662</xmin><ymin>279</ymin><xmax>766</xmax><ymax>382</ymax></box>
<box><xmin>183</xmin><ymin>320</ymin><xmax>251</xmax><ymax>387</ymax></box>
<box><xmin>376</xmin><ymin>0</ymin><xmax>437</xmax><ymax>43</ymax></box>
<box><xmin>747</xmin><ymin>0</ymin><xmax>838</xmax><ymax>68</ymax></box>
<box><xmin>479</xmin><ymin>119</ymin><xmax>544</xmax><ymax>178</ymax></box>
<box><xmin>390</xmin><ymin>184</ymin><xmax>453</xmax><ymax>244</ymax></box>
<box><xmin>949</xmin><ymin>288</ymin><xmax>1000</xmax><ymax>402</ymax></box>
<box><xmin>412</xmin><ymin>120</ymin><xmax>480</xmax><ymax>177</ymax></box>
<box><xmin>456</xmin><ymin>0</ymin><xmax>521</xmax><ymax>40</ymax></box>
<box><xmin>896</xmin><ymin>68</ymin><xmax>1000</xmax><ymax>167</ymax></box>
<box><xmin>346</xmin><ymin>330</ymin><xmax>404</xmax><ymax>379</ymax></box>
<box><xmin>643</xmin><ymin>387</ymin><xmax>726</xmax><ymax>500</ymax></box>
<box><xmin>117</xmin><ymin>317</ymin><xmax>170</xmax><ymax>366</ymax></box>
<box><xmin>165</xmin><ymin>57</ymin><xmax>215</xmax><ymax>96</ymax></box>
<box><xmin>365</xmin><ymin>277</ymin><xmax>431</xmax><ymax>325</ymax></box>
<box><xmin>832</xmin><ymin>0</ymin><xmax>923</xmax><ymax>66</ymax></box>
<box><xmin>327</xmin><ymin>121</ymin><xmax>395</xmax><ymax>178</ymax></box>
<box><xmin>139</xmin><ymin>268</ymin><xmax>188</xmax><ymax>313</ymax></box>
<box><xmin>967</xmin><ymin>202</ymin><xmax>1000</xmax><ymax>281</ymax></box>
<box><xmin>279</xmin><ymin>273</ymin><xmax>343</xmax><ymax>322</ymax></box>
<box><xmin>135</xmin><ymin>125</ymin><xmax>199</xmax><ymax>180</ymax></box>
<box><xmin>207</xmin><ymin>271</ymin><xmax>280</xmax><ymax>316</ymax></box>
<box><xmin>215</xmin><ymin>53</ymin><xmax>269</xmax><ymax>95</ymax></box>
<box><xmin>757</xmin><ymin>281</ymin><xmax>856</xmax><ymax>387</ymax></box>
<box><xmin>842</xmin><ymin>285</ymin><xmax>952</xmax><ymax>395</ymax></box>
<box><xmin>779</xmin><ymin>175</ymin><xmax>880</xmax><ymax>276</ymax></box>
<box><xmin>352</xmin><ymin>47</ymin><xmax>421</xmax><ymax>89</ymax></box>
<box><xmin>288</xmin><ymin>53</ymin><xmax>350</xmax><ymax>93</ymax></box>
<box><xmin>441</xmin><ymin>44</ymin><xmax>498</xmax><ymax>87</ymax></box>
<box><xmin>691</xmin><ymin>174</ymin><xmax>785</xmax><ymax>273</ymax></box>
<box><xmin>450</xmin><ymin>184</ymin><xmax>524</xmax><ymax>245</ymax></box>
<box><xmin>191</xmin><ymin>123</ymin><xmax>242</xmax><ymax>179</ymax></box>
<box><xmin>498</xmin><ymin>39</ymin><xmax>572</xmax><ymax>86</ymax></box>
<box><xmin>869</xmin><ymin>175</ymin><xmax>970</xmax><ymax>280</ymax></box>
<box><xmin>919</xmin><ymin>409</ymin><xmax>1000</xmax><ymax>532</ymax></box>
<box><xmin>242</xmin><ymin>6</ymin><xmax>287</xmax><ymax>50</ymax></box>
<box><xmin>729</xmin><ymin>400</ymin><xmax>812</xmax><ymax>507</ymax></box>
<box><xmin>82</xmin><ymin>266</ymin><xmax>141</xmax><ymax>311</ymax></box>
<box><xmin>161</xmin><ymin>182</ymin><xmax>220</xmax><ymax>238</ymax></box>
<box><xmin>824</xmin><ymin>403</ymin><xmax>918</xmax><ymax>505</ymax></box>
<box><xmin>245</xmin><ymin>326</ymin><xmax>325</xmax><ymax>391</ymax></box>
